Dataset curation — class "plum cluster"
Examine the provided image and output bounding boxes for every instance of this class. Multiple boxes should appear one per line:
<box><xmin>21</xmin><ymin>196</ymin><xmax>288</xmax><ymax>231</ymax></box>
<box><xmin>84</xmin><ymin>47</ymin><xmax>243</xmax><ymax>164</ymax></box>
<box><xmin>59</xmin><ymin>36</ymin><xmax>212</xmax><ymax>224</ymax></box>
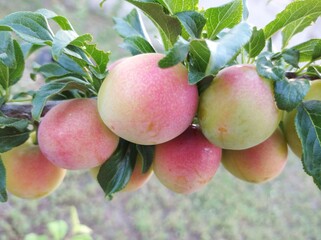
<box><xmin>4</xmin><ymin>52</ymin><xmax>307</xmax><ymax>200</ymax></box>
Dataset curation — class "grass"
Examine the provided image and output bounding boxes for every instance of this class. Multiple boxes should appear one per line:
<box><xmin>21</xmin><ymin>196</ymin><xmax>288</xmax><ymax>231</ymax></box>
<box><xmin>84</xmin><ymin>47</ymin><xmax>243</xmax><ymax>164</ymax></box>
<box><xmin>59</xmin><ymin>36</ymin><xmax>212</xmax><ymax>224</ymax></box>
<box><xmin>1</xmin><ymin>1</ymin><xmax>321</xmax><ymax>239</ymax></box>
<box><xmin>1</xmin><ymin>151</ymin><xmax>321</xmax><ymax>240</ymax></box>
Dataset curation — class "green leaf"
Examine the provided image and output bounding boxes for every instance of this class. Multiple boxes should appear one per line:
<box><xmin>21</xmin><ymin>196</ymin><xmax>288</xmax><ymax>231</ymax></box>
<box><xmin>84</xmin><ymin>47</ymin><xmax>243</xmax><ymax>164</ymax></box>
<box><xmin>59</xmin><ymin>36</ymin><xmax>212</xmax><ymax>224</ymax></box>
<box><xmin>175</xmin><ymin>11</ymin><xmax>206</xmax><ymax>39</ymax></box>
<box><xmin>204</xmin><ymin>0</ymin><xmax>243</xmax><ymax>40</ymax></box>
<box><xmin>120</xmin><ymin>36</ymin><xmax>155</xmax><ymax>55</ymax></box>
<box><xmin>0</xmin><ymin>39</ymin><xmax>25</xmax><ymax>90</ymax></box>
<box><xmin>242</xmin><ymin>0</ymin><xmax>249</xmax><ymax>20</ymax></box>
<box><xmin>56</xmin><ymin>54</ymin><xmax>87</xmax><ymax>77</ymax></box>
<box><xmin>126</xmin><ymin>0</ymin><xmax>182</xmax><ymax>50</ymax></box>
<box><xmin>296</xmin><ymin>100</ymin><xmax>321</xmax><ymax>190</ymax></box>
<box><xmin>282</xmin><ymin>48</ymin><xmax>300</xmax><ymax>68</ymax></box>
<box><xmin>0</xmin><ymin>32</ymin><xmax>15</xmax><ymax>68</ymax></box>
<box><xmin>306</xmin><ymin>65</ymin><xmax>321</xmax><ymax>79</ymax></box>
<box><xmin>70</xmin><ymin>206</ymin><xmax>92</xmax><ymax>235</ymax></box>
<box><xmin>52</xmin><ymin>30</ymin><xmax>83</xmax><ymax>60</ymax></box>
<box><xmin>97</xmin><ymin>139</ymin><xmax>136</xmax><ymax>199</ymax></box>
<box><xmin>136</xmin><ymin>145</ymin><xmax>154</xmax><ymax>173</ymax></box>
<box><xmin>113</xmin><ymin>9</ymin><xmax>148</xmax><ymax>39</ymax></box>
<box><xmin>9</xmin><ymin>40</ymin><xmax>25</xmax><ymax>86</ymax></box>
<box><xmin>21</xmin><ymin>42</ymin><xmax>44</xmax><ymax>59</ymax></box>
<box><xmin>158</xmin><ymin>37</ymin><xmax>189</xmax><ymax>68</ymax></box>
<box><xmin>188</xmin><ymin>22</ymin><xmax>251</xmax><ymax>84</ymax></box>
<box><xmin>264</xmin><ymin>0</ymin><xmax>321</xmax><ymax>46</ymax></box>
<box><xmin>282</xmin><ymin>16</ymin><xmax>317</xmax><ymax>48</ymax></box>
<box><xmin>31</xmin><ymin>79</ymin><xmax>88</xmax><ymax>121</ymax></box>
<box><xmin>0</xmin><ymin>11</ymin><xmax>53</xmax><ymax>45</ymax></box>
<box><xmin>256</xmin><ymin>52</ymin><xmax>285</xmax><ymax>81</ymax></box>
<box><xmin>36</xmin><ymin>9</ymin><xmax>74</xmax><ymax>31</ymax></box>
<box><xmin>158</xmin><ymin>0</ymin><xmax>198</xmax><ymax>13</ymax></box>
<box><xmin>244</xmin><ymin>27</ymin><xmax>265</xmax><ymax>58</ymax></box>
<box><xmin>188</xmin><ymin>69</ymin><xmax>206</xmax><ymax>85</ymax></box>
<box><xmin>0</xmin><ymin>113</ymin><xmax>30</xmax><ymax>131</ymax></box>
<box><xmin>24</xmin><ymin>233</ymin><xmax>48</xmax><ymax>240</ymax></box>
<box><xmin>274</xmin><ymin>78</ymin><xmax>310</xmax><ymax>111</ymax></box>
<box><xmin>35</xmin><ymin>63</ymin><xmax>72</xmax><ymax>80</ymax></box>
<box><xmin>0</xmin><ymin>127</ymin><xmax>29</xmax><ymax>153</ymax></box>
<box><xmin>71</xmin><ymin>235</ymin><xmax>93</xmax><ymax>240</ymax></box>
<box><xmin>188</xmin><ymin>40</ymin><xmax>210</xmax><ymax>84</ymax></box>
<box><xmin>205</xmin><ymin>22</ymin><xmax>252</xmax><ymax>75</ymax></box>
<box><xmin>0</xmin><ymin>62</ymin><xmax>9</xmax><ymax>91</ymax></box>
<box><xmin>0</xmin><ymin>157</ymin><xmax>7</xmax><ymax>203</ymax></box>
<box><xmin>291</xmin><ymin>39</ymin><xmax>321</xmax><ymax>62</ymax></box>
<box><xmin>47</xmin><ymin>220</ymin><xmax>68</xmax><ymax>240</ymax></box>
<box><xmin>189</xmin><ymin>40</ymin><xmax>209</xmax><ymax>72</ymax></box>
<box><xmin>0</xmin><ymin>98</ymin><xmax>5</xmax><ymax>107</ymax></box>
<box><xmin>67</xmin><ymin>36</ymin><xmax>111</xmax><ymax>78</ymax></box>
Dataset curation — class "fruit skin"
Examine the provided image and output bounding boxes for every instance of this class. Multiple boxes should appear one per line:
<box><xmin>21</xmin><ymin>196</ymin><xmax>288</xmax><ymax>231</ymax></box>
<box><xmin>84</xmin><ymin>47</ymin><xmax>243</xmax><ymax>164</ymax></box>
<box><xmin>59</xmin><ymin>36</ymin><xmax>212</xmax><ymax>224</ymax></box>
<box><xmin>283</xmin><ymin>79</ymin><xmax>321</xmax><ymax>158</ymax></box>
<box><xmin>153</xmin><ymin>125</ymin><xmax>222</xmax><ymax>194</ymax></box>
<box><xmin>91</xmin><ymin>155</ymin><xmax>153</xmax><ymax>192</ymax></box>
<box><xmin>198</xmin><ymin>64</ymin><xmax>282</xmax><ymax>150</ymax></box>
<box><xmin>2</xmin><ymin>141</ymin><xmax>66</xmax><ymax>199</ymax></box>
<box><xmin>222</xmin><ymin>128</ymin><xmax>288</xmax><ymax>183</ymax></box>
<box><xmin>97</xmin><ymin>53</ymin><xmax>199</xmax><ymax>145</ymax></box>
<box><xmin>38</xmin><ymin>98</ymin><xmax>119</xmax><ymax>170</ymax></box>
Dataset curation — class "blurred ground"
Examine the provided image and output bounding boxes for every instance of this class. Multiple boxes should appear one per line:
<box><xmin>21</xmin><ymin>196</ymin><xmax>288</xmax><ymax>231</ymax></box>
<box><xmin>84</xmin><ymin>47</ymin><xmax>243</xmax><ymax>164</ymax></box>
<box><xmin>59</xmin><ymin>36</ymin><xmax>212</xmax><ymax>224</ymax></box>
<box><xmin>1</xmin><ymin>1</ymin><xmax>321</xmax><ymax>240</ymax></box>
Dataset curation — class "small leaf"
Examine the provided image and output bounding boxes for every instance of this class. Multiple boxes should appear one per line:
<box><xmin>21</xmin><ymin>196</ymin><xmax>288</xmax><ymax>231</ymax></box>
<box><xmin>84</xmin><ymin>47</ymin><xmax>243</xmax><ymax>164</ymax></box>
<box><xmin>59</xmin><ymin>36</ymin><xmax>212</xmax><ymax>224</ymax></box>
<box><xmin>52</xmin><ymin>30</ymin><xmax>81</xmax><ymax>60</ymax></box>
<box><xmin>35</xmin><ymin>63</ymin><xmax>72</xmax><ymax>80</ymax></box>
<box><xmin>47</xmin><ymin>220</ymin><xmax>68</xmax><ymax>240</ymax></box>
<box><xmin>0</xmin><ymin>157</ymin><xmax>8</xmax><ymax>203</ymax></box>
<box><xmin>296</xmin><ymin>100</ymin><xmax>321</xmax><ymax>190</ymax></box>
<box><xmin>204</xmin><ymin>0</ymin><xmax>243</xmax><ymax>39</ymax></box>
<box><xmin>0</xmin><ymin>31</ymin><xmax>15</xmax><ymax>68</ymax></box>
<box><xmin>291</xmin><ymin>39</ymin><xmax>321</xmax><ymax>62</ymax></box>
<box><xmin>256</xmin><ymin>52</ymin><xmax>285</xmax><ymax>81</ymax></box>
<box><xmin>24</xmin><ymin>233</ymin><xmax>48</xmax><ymax>240</ymax></box>
<box><xmin>36</xmin><ymin>9</ymin><xmax>74</xmax><ymax>31</ymax></box>
<box><xmin>205</xmin><ymin>22</ymin><xmax>252</xmax><ymax>75</ymax></box>
<box><xmin>21</xmin><ymin>42</ymin><xmax>44</xmax><ymax>59</ymax></box>
<box><xmin>158</xmin><ymin>37</ymin><xmax>189</xmax><ymax>68</ymax></box>
<box><xmin>9</xmin><ymin>40</ymin><xmax>25</xmax><ymax>86</ymax></box>
<box><xmin>97</xmin><ymin>139</ymin><xmax>136</xmax><ymax>199</ymax></box>
<box><xmin>126</xmin><ymin>0</ymin><xmax>182</xmax><ymax>50</ymax></box>
<box><xmin>244</xmin><ymin>27</ymin><xmax>265</xmax><ymax>58</ymax></box>
<box><xmin>113</xmin><ymin>9</ymin><xmax>148</xmax><ymax>39</ymax></box>
<box><xmin>188</xmin><ymin>68</ymin><xmax>206</xmax><ymax>85</ymax></box>
<box><xmin>242</xmin><ymin>0</ymin><xmax>249</xmax><ymax>20</ymax></box>
<box><xmin>31</xmin><ymin>79</ymin><xmax>88</xmax><ymax>121</ymax></box>
<box><xmin>282</xmin><ymin>48</ymin><xmax>300</xmax><ymax>68</ymax></box>
<box><xmin>70</xmin><ymin>206</ymin><xmax>92</xmax><ymax>235</ymax></box>
<box><xmin>159</xmin><ymin>0</ymin><xmax>198</xmax><ymax>13</ymax></box>
<box><xmin>281</xmin><ymin>15</ymin><xmax>318</xmax><ymax>48</ymax></box>
<box><xmin>120</xmin><ymin>36</ymin><xmax>155</xmax><ymax>55</ymax></box>
<box><xmin>175</xmin><ymin>11</ymin><xmax>206</xmax><ymax>39</ymax></box>
<box><xmin>274</xmin><ymin>78</ymin><xmax>310</xmax><ymax>111</ymax></box>
<box><xmin>306</xmin><ymin>65</ymin><xmax>321</xmax><ymax>79</ymax></box>
<box><xmin>0</xmin><ymin>39</ymin><xmax>24</xmax><ymax>90</ymax></box>
<box><xmin>264</xmin><ymin>0</ymin><xmax>321</xmax><ymax>42</ymax></box>
<box><xmin>0</xmin><ymin>113</ymin><xmax>30</xmax><ymax>131</ymax></box>
<box><xmin>189</xmin><ymin>40</ymin><xmax>210</xmax><ymax>72</ymax></box>
<box><xmin>56</xmin><ymin>54</ymin><xmax>87</xmax><ymax>77</ymax></box>
<box><xmin>67</xmin><ymin>36</ymin><xmax>110</xmax><ymax>80</ymax></box>
<box><xmin>188</xmin><ymin>40</ymin><xmax>210</xmax><ymax>84</ymax></box>
<box><xmin>71</xmin><ymin>235</ymin><xmax>93</xmax><ymax>240</ymax></box>
<box><xmin>136</xmin><ymin>145</ymin><xmax>154</xmax><ymax>173</ymax></box>
<box><xmin>0</xmin><ymin>127</ymin><xmax>29</xmax><ymax>153</ymax></box>
<box><xmin>0</xmin><ymin>62</ymin><xmax>9</xmax><ymax>90</ymax></box>
<box><xmin>0</xmin><ymin>11</ymin><xmax>54</xmax><ymax>45</ymax></box>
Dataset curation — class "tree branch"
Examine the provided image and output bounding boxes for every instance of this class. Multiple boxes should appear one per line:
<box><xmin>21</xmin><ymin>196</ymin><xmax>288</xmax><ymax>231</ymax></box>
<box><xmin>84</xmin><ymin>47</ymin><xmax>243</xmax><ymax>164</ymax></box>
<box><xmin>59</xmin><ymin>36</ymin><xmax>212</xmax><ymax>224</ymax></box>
<box><xmin>0</xmin><ymin>101</ymin><xmax>60</xmax><ymax>120</ymax></box>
